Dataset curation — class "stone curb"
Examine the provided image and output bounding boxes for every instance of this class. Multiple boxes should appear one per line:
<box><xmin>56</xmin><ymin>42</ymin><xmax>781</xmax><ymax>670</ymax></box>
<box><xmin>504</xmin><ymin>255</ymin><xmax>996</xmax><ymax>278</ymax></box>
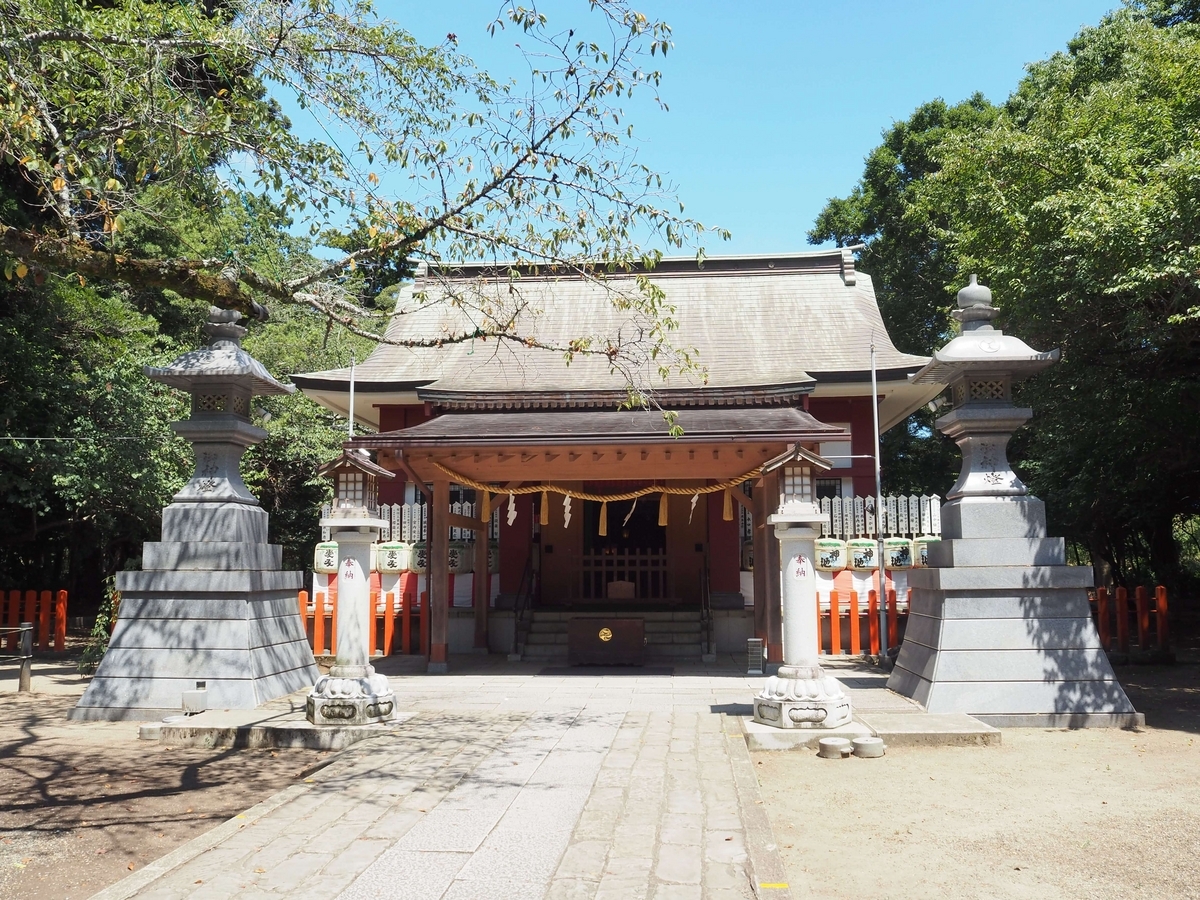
<box><xmin>721</xmin><ymin>713</ymin><xmax>794</xmax><ymax>900</ymax></box>
<box><xmin>87</xmin><ymin>782</ymin><xmax>313</xmax><ymax>900</ymax></box>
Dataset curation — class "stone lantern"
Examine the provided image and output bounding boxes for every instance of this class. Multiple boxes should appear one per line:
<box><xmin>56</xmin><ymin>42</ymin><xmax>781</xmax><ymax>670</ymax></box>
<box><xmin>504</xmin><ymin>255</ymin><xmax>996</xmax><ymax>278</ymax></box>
<box><xmin>73</xmin><ymin>308</ymin><xmax>318</xmax><ymax>720</ymax></box>
<box><xmin>886</xmin><ymin>277</ymin><xmax>1139</xmax><ymax>725</ymax></box>
<box><xmin>306</xmin><ymin>450</ymin><xmax>396</xmax><ymax>726</ymax></box>
<box><xmin>753</xmin><ymin>456</ymin><xmax>852</xmax><ymax>730</ymax></box>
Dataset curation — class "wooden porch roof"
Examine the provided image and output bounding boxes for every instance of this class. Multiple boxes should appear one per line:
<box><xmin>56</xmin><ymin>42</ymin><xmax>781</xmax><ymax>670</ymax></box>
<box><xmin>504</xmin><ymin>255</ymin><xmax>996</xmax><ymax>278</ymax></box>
<box><xmin>354</xmin><ymin>407</ymin><xmax>842</xmax><ymax>483</ymax></box>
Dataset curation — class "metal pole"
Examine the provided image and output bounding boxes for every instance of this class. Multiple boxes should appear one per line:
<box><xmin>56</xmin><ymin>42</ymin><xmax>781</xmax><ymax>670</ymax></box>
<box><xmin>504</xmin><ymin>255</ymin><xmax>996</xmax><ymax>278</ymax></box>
<box><xmin>18</xmin><ymin>622</ymin><xmax>32</xmax><ymax>692</ymax></box>
<box><xmin>347</xmin><ymin>353</ymin><xmax>356</xmax><ymax>440</ymax></box>
<box><xmin>871</xmin><ymin>342</ymin><xmax>888</xmax><ymax>659</ymax></box>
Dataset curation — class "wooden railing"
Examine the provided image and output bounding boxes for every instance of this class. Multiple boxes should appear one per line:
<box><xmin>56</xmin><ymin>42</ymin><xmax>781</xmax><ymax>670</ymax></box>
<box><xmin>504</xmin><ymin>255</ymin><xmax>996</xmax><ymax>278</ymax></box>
<box><xmin>1091</xmin><ymin>585</ymin><xmax>1170</xmax><ymax>654</ymax></box>
<box><xmin>2</xmin><ymin>589</ymin><xmax>68</xmax><ymax>653</ymax></box>
<box><xmin>581</xmin><ymin>549</ymin><xmax>669</xmax><ymax>600</ymax></box>
<box><xmin>817</xmin><ymin>589</ymin><xmax>909</xmax><ymax>656</ymax></box>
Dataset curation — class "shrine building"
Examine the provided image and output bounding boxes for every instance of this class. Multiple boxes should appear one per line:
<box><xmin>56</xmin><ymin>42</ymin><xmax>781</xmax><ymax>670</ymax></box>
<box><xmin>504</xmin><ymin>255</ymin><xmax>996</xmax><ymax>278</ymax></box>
<box><xmin>293</xmin><ymin>249</ymin><xmax>939</xmax><ymax>668</ymax></box>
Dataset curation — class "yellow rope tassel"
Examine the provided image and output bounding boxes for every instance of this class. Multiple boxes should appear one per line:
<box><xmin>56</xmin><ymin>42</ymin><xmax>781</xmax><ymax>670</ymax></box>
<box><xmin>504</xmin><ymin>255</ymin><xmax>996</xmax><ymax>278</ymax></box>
<box><xmin>658</xmin><ymin>491</ymin><xmax>669</xmax><ymax>527</ymax></box>
<box><xmin>539</xmin><ymin>489</ymin><xmax>549</xmax><ymax>526</ymax></box>
<box><xmin>598</xmin><ymin>501</ymin><xmax>608</xmax><ymax>537</ymax></box>
<box><xmin>723</xmin><ymin>488</ymin><xmax>734</xmax><ymax>522</ymax></box>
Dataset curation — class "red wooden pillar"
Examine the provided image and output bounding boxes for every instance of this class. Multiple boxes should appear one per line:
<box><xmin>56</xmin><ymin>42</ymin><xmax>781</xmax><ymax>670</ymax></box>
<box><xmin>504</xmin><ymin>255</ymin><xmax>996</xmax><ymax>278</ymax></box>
<box><xmin>54</xmin><ymin>590</ymin><xmax>67</xmax><ymax>653</ymax></box>
<box><xmin>1135</xmin><ymin>586</ymin><xmax>1150</xmax><ymax>650</ymax></box>
<box><xmin>5</xmin><ymin>591</ymin><xmax>18</xmax><ymax>651</ymax></box>
<box><xmin>886</xmin><ymin>589</ymin><xmax>899</xmax><ymax>648</ymax></box>
<box><xmin>313</xmin><ymin>592</ymin><xmax>326</xmax><ymax>655</ymax></box>
<box><xmin>383</xmin><ymin>591</ymin><xmax>396</xmax><ymax>656</ymax></box>
<box><xmin>37</xmin><ymin>590</ymin><xmax>51</xmax><ymax>651</ymax></box>
<box><xmin>1155</xmin><ymin>586</ymin><xmax>1170</xmax><ymax>652</ymax></box>
<box><xmin>1116</xmin><ymin>587</ymin><xmax>1130</xmax><ymax>653</ymax></box>
<box><xmin>1096</xmin><ymin>587</ymin><xmax>1110</xmax><ymax>651</ymax></box>
<box><xmin>429</xmin><ymin>478</ymin><xmax>451</xmax><ymax>670</ymax></box>
<box><xmin>830</xmin><ymin>590</ymin><xmax>841</xmax><ymax>656</ymax></box>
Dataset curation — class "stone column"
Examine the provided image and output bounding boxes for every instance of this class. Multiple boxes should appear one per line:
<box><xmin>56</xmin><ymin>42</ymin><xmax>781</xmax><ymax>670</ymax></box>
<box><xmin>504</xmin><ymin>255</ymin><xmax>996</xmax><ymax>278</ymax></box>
<box><xmin>753</xmin><ymin>507</ymin><xmax>852</xmax><ymax>729</ymax></box>
<box><xmin>306</xmin><ymin>517</ymin><xmax>395</xmax><ymax>726</ymax></box>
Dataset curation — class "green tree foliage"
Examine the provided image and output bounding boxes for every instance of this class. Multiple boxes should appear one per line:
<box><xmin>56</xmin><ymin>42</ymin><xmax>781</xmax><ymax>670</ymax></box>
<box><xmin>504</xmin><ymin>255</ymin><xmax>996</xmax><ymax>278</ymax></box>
<box><xmin>810</xmin><ymin>97</ymin><xmax>999</xmax><ymax>499</ymax></box>
<box><xmin>817</xmin><ymin>5</ymin><xmax>1200</xmax><ymax>590</ymax></box>
<box><xmin>0</xmin><ymin>0</ymin><xmax>721</xmax><ymax>383</ymax></box>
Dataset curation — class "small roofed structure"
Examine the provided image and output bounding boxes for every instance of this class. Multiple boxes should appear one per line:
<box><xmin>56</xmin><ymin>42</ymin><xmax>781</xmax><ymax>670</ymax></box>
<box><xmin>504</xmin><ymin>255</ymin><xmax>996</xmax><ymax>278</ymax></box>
<box><xmin>317</xmin><ymin>449</ymin><xmax>396</xmax><ymax>520</ymax></box>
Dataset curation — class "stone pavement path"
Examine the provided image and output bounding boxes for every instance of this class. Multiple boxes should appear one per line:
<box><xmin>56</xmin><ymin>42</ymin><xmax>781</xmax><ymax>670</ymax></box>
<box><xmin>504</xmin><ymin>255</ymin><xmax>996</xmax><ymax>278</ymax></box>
<box><xmin>95</xmin><ymin>658</ymin><xmax>911</xmax><ymax>900</ymax></box>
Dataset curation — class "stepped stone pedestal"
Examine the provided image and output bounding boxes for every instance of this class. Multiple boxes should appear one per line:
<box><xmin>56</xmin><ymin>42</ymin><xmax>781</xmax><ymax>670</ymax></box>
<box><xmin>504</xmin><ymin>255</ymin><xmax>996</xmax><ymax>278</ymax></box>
<box><xmin>72</xmin><ymin>309</ymin><xmax>318</xmax><ymax>721</ymax></box>
<box><xmin>886</xmin><ymin>277</ymin><xmax>1140</xmax><ymax>727</ymax></box>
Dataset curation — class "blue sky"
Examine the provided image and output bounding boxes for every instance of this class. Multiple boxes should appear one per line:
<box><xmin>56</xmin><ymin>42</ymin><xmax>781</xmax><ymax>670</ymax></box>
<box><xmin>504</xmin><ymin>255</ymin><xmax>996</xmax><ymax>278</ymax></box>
<box><xmin>382</xmin><ymin>0</ymin><xmax>1119</xmax><ymax>255</ymax></box>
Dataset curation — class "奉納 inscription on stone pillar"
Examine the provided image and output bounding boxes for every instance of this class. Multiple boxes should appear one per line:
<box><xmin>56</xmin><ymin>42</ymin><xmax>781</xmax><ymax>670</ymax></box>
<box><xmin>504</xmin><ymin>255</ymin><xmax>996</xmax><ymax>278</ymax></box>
<box><xmin>886</xmin><ymin>276</ymin><xmax>1140</xmax><ymax>727</ymax></box>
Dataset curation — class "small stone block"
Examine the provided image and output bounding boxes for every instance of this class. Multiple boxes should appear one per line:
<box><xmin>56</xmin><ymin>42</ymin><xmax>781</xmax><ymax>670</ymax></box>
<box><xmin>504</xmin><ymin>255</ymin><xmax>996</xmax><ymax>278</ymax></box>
<box><xmin>742</xmin><ymin>717</ymin><xmax>871</xmax><ymax>752</ymax></box>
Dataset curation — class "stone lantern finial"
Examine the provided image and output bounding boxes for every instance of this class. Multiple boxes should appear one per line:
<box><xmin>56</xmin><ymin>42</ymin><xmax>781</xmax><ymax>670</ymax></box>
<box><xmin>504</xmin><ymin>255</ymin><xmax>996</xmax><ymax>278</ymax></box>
<box><xmin>953</xmin><ymin>274</ymin><xmax>999</xmax><ymax>331</ymax></box>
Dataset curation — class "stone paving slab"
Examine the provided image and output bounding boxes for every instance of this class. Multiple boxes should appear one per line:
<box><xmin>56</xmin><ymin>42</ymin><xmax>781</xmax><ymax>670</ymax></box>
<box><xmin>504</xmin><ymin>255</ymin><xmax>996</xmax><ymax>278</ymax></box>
<box><xmin>95</xmin><ymin>654</ymin><xmax>993</xmax><ymax>899</ymax></box>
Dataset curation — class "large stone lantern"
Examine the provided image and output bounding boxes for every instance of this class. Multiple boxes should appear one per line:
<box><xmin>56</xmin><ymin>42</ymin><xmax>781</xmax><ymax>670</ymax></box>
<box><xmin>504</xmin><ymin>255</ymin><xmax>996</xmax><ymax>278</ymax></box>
<box><xmin>887</xmin><ymin>277</ymin><xmax>1139</xmax><ymax>726</ymax></box>
<box><xmin>73</xmin><ymin>308</ymin><xmax>319</xmax><ymax>720</ymax></box>
<box><xmin>306</xmin><ymin>450</ymin><xmax>396</xmax><ymax>726</ymax></box>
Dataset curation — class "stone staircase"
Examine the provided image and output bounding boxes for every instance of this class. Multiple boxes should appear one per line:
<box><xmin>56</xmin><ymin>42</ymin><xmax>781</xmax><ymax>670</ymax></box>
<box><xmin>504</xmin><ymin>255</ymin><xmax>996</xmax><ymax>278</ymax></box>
<box><xmin>520</xmin><ymin>609</ymin><xmax>705</xmax><ymax>664</ymax></box>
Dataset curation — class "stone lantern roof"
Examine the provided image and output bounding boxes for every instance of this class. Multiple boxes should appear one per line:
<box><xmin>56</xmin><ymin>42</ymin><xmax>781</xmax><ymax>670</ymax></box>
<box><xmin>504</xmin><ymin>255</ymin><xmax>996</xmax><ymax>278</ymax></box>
<box><xmin>144</xmin><ymin>308</ymin><xmax>294</xmax><ymax>396</ymax></box>
<box><xmin>909</xmin><ymin>276</ymin><xmax>1059</xmax><ymax>385</ymax></box>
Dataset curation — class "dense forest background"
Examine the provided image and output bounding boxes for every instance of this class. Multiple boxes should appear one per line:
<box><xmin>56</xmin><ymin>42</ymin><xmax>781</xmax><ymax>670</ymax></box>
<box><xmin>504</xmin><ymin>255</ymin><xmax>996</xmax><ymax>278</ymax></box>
<box><xmin>816</xmin><ymin>1</ymin><xmax>1200</xmax><ymax>595</ymax></box>
<box><xmin>2</xmin><ymin>1</ymin><xmax>1199</xmax><ymax>614</ymax></box>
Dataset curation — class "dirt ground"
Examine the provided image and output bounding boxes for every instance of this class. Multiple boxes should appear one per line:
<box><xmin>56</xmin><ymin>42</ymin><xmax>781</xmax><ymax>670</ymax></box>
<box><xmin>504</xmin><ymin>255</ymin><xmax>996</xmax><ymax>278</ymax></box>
<box><xmin>0</xmin><ymin>679</ymin><xmax>325</xmax><ymax>900</ymax></box>
<box><xmin>754</xmin><ymin>661</ymin><xmax>1200</xmax><ymax>900</ymax></box>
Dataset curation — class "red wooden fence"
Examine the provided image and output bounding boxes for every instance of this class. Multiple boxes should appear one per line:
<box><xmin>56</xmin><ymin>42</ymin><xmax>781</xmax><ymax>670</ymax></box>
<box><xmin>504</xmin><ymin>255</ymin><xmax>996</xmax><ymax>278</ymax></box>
<box><xmin>299</xmin><ymin>572</ymin><xmax>425</xmax><ymax>657</ymax></box>
<box><xmin>2</xmin><ymin>590</ymin><xmax>68</xmax><ymax>653</ymax></box>
<box><xmin>818</xmin><ymin>589</ymin><xmax>909</xmax><ymax>656</ymax></box>
<box><xmin>1091</xmin><ymin>585</ymin><xmax>1169</xmax><ymax>653</ymax></box>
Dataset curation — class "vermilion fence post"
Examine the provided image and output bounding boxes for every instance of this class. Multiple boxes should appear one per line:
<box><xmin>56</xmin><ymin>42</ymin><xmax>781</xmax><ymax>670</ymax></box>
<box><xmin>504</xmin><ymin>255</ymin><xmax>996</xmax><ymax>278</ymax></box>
<box><xmin>1096</xmin><ymin>587</ymin><xmax>1110</xmax><ymax>650</ymax></box>
<box><xmin>37</xmin><ymin>590</ymin><xmax>51</xmax><ymax>651</ymax></box>
<box><xmin>6</xmin><ymin>591</ymin><xmax>18</xmax><ymax>651</ymax></box>
<box><xmin>1135</xmin><ymin>586</ymin><xmax>1150</xmax><ymax>650</ymax></box>
<box><xmin>887</xmin><ymin>589</ymin><xmax>899</xmax><ymax>648</ymax></box>
<box><xmin>54</xmin><ymin>590</ymin><xmax>67</xmax><ymax>653</ymax></box>
<box><xmin>383</xmin><ymin>591</ymin><xmax>396</xmax><ymax>656</ymax></box>
<box><xmin>22</xmin><ymin>591</ymin><xmax>36</xmax><ymax>637</ymax></box>
<box><xmin>298</xmin><ymin>589</ymin><xmax>307</xmax><ymax>621</ymax></box>
<box><xmin>1116</xmin><ymin>587</ymin><xmax>1130</xmax><ymax>653</ymax></box>
<box><xmin>1156</xmin><ymin>586</ymin><xmax>1170</xmax><ymax>652</ymax></box>
<box><xmin>368</xmin><ymin>589</ymin><xmax>379</xmax><ymax>656</ymax></box>
<box><xmin>830</xmin><ymin>591</ymin><xmax>841</xmax><ymax>655</ymax></box>
<box><xmin>849</xmin><ymin>591</ymin><xmax>861</xmax><ymax>656</ymax></box>
<box><xmin>868</xmin><ymin>590</ymin><xmax>880</xmax><ymax>655</ymax></box>
<box><xmin>313</xmin><ymin>591</ymin><xmax>326</xmax><ymax>656</ymax></box>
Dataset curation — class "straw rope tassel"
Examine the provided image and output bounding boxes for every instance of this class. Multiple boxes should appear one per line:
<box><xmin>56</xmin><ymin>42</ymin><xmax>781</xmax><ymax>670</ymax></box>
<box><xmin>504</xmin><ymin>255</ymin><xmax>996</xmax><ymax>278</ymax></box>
<box><xmin>658</xmin><ymin>492</ymin><xmax>669</xmax><ymax>527</ymax></box>
<box><xmin>480</xmin><ymin>491</ymin><xmax>491</xmax><ymax>526</ymax></box>
<box><xmin>723</xmin><ymin>488</ymin><xmax>734</xmax><ymax>521</ymax></box>
<box><xmin>539</xmin><ymin>489</ymin><xmax>549</xmax><ymax>526</ymax></box>
<box><xmin>599</xmin><ymin>501</ymin><xmax>608</xmax><ymax>537</ymax></box>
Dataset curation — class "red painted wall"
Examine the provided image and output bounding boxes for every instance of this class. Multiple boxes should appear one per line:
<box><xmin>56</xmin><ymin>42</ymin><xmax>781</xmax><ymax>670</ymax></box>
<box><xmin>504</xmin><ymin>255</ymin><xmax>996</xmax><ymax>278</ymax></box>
<box><xmin>706</xmin><ymin>489</ymin><xmax>741</xmax><ymax>594</ymax></box>
<box><xmin>376</xmin><ymin>404</ymin><xmax>433</xmax><ymax>505</ymax></box>
<box><xmin>807</xmin><ymin>396</ymin><xmax>878</xmax><ymax>497</ymax></box>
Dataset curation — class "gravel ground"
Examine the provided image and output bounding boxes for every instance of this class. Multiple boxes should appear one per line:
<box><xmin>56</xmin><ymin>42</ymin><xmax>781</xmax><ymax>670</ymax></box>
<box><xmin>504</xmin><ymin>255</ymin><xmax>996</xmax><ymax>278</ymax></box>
<box><xmin>0</xmin><ymin>688</ymin><xmax>325</xmax><ymax>900</ymax></box>
<box><xmin>754</xmin><ymin>661</ymin><xmax>1200</xmax><ymax>900</ymax></box>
